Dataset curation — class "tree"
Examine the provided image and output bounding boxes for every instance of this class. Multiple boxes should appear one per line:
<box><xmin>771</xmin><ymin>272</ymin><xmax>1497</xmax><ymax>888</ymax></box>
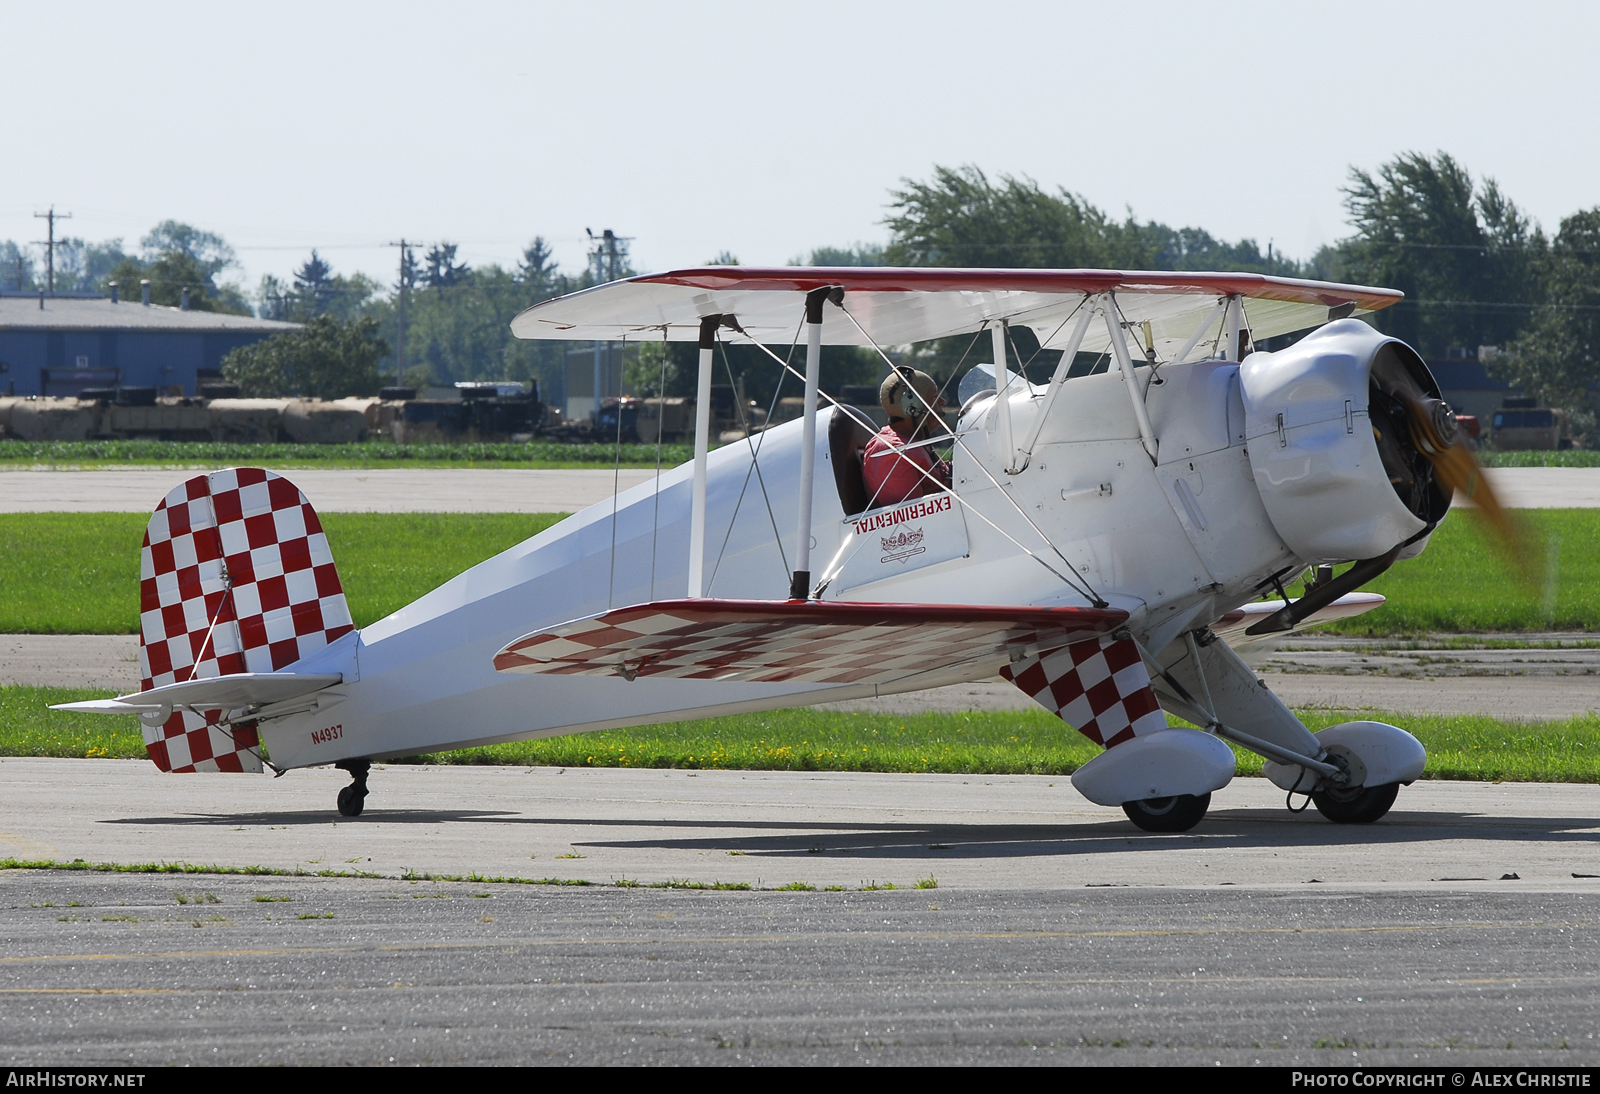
<box><xmin>141</xmin><ymin>221</ymin><xmax>236</xmax><ymax>283</ymax></box>
<box><xmin>1140</xmin><ymin>225</ymin><xmax>1288</xmax><ymax>274</ymax></box>
<box><xmin>363</xmin><ymin>238</ymin><xmax>576</xmax><ymax>396</ymax></box>
<box><xmin>803</xmin><ymin>243</ymin><xmax>885</xmax><ymax>266</ymax></box>
<box><xmin>881</xmin><ymin>164</ymin><xmax>1299</xmax><ymax>379</ymax></box>
<box><xmin>259</xmin><ymin>252</ymin><xmax>381</xmax><ymax>322</ymax></box>
<box><xmin>294</xmin><ymin>251</ymin><xmax>334</xmax><ymax>297</ymax></box>
<box><xmin>1492</xmin><ymin>209</ymin><xmax>1600</xmax><ymax>436</ymax></box>
<box><xmin>0</xmin><ymin>241</ymin><xmax>37</xmax><ymax>290</ymax></box>
<box><xmin>102</xmin><ymin>251</ymin><xmax>248</xmax><ymax>313</ymax></box>
<box><xmin>221</xmin><ymin>316</ymin><xmax>389</xmax><ymax>399</ymax></box>
<box><xmin>93</xmin><ymin>221</ymin><xmax>251</xmax><ymax>313</ymax></box>
<box><xmin>518</xmin><ymin>237</ymin><xmax>558</xmax><ymax>298</ymax></box>
<box><xmin>424</xmin><ymin>243</ymin><xmax>470</xmax><ymax>288</ymax></box>
<box><xmin>884</xmin><ymin>165</ymin><xmax>1168</xmax><ymax>269</ymax></box>
<box><xmin>48</xmin><ymin>238</ymin><xmax>130</xmax><ymax>292</ymax></box>
<box><xmin>1339</xmin><ymin>152</ymin><xmax>1544</xmax><ymax>357</ymax></box>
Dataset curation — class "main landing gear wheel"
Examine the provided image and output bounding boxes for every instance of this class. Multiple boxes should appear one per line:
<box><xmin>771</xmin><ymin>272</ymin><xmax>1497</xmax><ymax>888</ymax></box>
<box><xmin>334</xmin><ymin>759</ymin><xmax>371</xmax><ymax>818</ymax></box>
<box><xmin>1311</xmin><ymin>782</ymin><xmax>1399</xmax><ymax>824</ymax></box>
<box><xmin>1122</xmin><ymin>792</ymin><xmax>1210</xmax><ymax>833</ymax></box>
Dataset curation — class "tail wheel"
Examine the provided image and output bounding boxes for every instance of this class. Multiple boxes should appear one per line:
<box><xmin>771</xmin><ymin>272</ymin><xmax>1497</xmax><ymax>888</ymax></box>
<box><xmin>1122</xmin><ymin>792</ymin><xmax>1210</xmax><ymax>833</ymax></box>
<box><xmin>336</xmin><ymin>784</ymin><xmax>365</xmax><ymax>818</ymax></box>
<box><xmin>1311</xmin><ymin>782</ymin><xmax>1399</xmax><ymax>824</ymax></box>
<box><xmin>335</xmin><ymin>758</ymin><xmax>370</xmax><ymax>818</ymax></box>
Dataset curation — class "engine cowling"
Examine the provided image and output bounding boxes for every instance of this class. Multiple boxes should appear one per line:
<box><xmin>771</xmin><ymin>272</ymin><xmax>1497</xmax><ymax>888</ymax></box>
<box><xmin>1240</xmin><ymin>319</ymin><xmax>1451</xmax><ymax>565</ymax></box>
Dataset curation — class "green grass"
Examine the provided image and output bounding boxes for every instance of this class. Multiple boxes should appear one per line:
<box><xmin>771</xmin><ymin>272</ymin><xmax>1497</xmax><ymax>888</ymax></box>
<box><xmin>1313</xmin><ymin>509</ymin><xmax>1600</xmax><ymax>634</ymax></box>
<box><xmin>1477</xmin><ymin>450</ymin><xmax>1600</xmax><ymax>468</ymax></box>
<box><xmin>0</xmin><ymin>439</ymin><xmax>695</xmax><ymax>470</ymax></box>
<box><xmin>0</xmin><ymin>687</ymin><xmax>144</xmax><ymax>757</ymax></box>
<box><xmin>7</xmin><ymin>690</ymin><xmax>1599</xmax><ymax>783</ymax></box>
<box><xmin>0</xmin><ymin>512</ymin><xmax>566</xmax><ymax>633</ymax></box>
<box><xmin>6</xmin><ymin>507</ymin><xmax>1597</xmax><ymax>636</ymax></box>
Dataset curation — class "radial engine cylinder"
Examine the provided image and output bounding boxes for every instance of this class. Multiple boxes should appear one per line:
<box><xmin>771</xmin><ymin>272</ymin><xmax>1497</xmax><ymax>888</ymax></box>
<box><xmin>1240</xmin><ymin>318</ymin><xmax>1451</xmax><ymax>565</ymax></box>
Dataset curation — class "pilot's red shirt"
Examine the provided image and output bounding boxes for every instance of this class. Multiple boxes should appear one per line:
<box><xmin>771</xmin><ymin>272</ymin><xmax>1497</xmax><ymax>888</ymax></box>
<box><xmin>861</xmin><ymin>426</ymin><xmax>949</xmax><ymax>507</ymax></box>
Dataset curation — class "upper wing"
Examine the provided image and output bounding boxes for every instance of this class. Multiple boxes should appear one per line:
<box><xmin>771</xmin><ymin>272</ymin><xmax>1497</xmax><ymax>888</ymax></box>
<box><xmin>509</xmin><ymin>266</ymin><xmax>1403</xmax><ymax>359</ymax></box>
<box><xmin>494</xmin><ymin>599</ymin><xmax>1127</xmax><ymax>687</ymax></box>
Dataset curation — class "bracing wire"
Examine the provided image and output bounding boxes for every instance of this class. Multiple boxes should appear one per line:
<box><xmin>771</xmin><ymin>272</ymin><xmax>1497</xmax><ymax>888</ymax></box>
<box><xmin>706</xmin><ymin>327</ymin><xmax>794</xmax><ymax>593</ymax></box>
<box><xmin>1023</xmin><ymin>304</ymin><xmax>1083</xmax><ymax>377</ymax></box>
<box><xmin>707</xmin><ymin>315</ymin><xmax>806</xmax><ymax>591</ymax></box>
<box><xmin>730</xmin><ymin>326</ymin><xmax>1104</xmax><ymax>605</ymax></box>
<box><xmin>829</xmin><ymin>304</ymin><xmax>1106</xmax><ymax>604</ymax></box>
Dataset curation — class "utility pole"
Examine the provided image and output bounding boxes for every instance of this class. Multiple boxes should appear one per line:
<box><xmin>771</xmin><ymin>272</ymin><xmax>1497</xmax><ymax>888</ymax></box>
<box><xmin>585</xmin><ymin>229</ymin><xmax>633</xmax><ymax>416</ymax></box>
<box><xmin>32</xmin><ymin>206</ymin><xmax>71</xmax><ymax>294</ymax></box>
<box><xmin>386</xmin><ymin>239</ymin><xmax>415</xmax><ymax>386</ymax></box>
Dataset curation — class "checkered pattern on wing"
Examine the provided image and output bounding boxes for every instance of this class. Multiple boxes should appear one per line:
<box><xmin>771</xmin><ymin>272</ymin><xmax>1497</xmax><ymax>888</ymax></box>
<box><xmin>135</xmin><ymin>467</ymin><xmax>351</xmax><ymax>774</ymax></box>
<box><xmin>141</xmin><ymin>710</ymin><xmax>264</xmax><ymax>774</ymax></box>
<box><xmin>497</xmin><ymin>610</ymin><xmax>1039</xmax><ymax>686</ymax></box>
<box><xmin>1000</xmin><ymin>636</ymin><xmax>1166</xmax><ymax>748</ymax></box>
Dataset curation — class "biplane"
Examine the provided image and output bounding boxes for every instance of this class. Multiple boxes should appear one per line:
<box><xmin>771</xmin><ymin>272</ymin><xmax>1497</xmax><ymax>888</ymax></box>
<box><xmin>59</xmin><ymin>266</ymin><xmax>1511</xmax><ymax>832</ymax></box>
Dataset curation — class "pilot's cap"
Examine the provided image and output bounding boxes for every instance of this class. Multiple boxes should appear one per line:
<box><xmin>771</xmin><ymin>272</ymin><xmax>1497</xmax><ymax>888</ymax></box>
<box><xmin>880</xmin><ymin>369</ymin><xmax>942</xmax><ymax>421</ymax></box>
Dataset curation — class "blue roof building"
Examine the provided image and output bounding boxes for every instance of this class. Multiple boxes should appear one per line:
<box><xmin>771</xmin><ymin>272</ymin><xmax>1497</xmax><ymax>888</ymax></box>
<box><xmin>0</xmin><ymin>292</ymin><xmax>297</xmax><ymax>397</ymax></box>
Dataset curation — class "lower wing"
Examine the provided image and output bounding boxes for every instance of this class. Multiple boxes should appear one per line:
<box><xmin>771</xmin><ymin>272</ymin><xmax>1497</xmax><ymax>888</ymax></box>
<box><xmin>494</xmin><ymin>599</ymin><xmax>1128</xmax><ymax>687</ymax></box>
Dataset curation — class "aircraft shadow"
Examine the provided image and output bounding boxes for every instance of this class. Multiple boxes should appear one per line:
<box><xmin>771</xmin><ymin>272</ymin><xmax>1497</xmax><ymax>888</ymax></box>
<box><xmin>559</xmin><ymin>807</ymin><xmax>1600</xmax><ymax>860</ymax></box>
<box><xmin>99</xmin><ymin>806</ymin><xmax>1600</xmax><ymax>861</ymax></box>
<box><xmin>103</xmin><ymin>809</ymin><xmax>521</xmax><ymax>826</ymax></box>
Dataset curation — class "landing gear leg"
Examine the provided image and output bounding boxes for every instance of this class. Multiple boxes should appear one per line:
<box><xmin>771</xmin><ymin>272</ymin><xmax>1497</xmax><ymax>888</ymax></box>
<box><xmin>335</xmin><ymin>759</ymin><xmax>370</xmax><ymax>818</ymax></box>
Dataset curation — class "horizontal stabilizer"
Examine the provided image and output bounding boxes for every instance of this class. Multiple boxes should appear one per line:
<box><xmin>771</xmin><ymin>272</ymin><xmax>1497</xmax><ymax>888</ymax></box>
<box><xmin>494</xmin><ymin>599</ymin><xmax>1127</xmax><ymax>687</ymax></box>
<box><xmin>52</xmin><ymin>672</ymin><xmax>342</xmax><ymax>716</ymax></box>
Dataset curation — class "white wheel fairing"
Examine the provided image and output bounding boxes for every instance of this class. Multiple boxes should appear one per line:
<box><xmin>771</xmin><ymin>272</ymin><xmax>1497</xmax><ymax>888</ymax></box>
<box><xmin>1262</xmin><ymin>720</ymin><xmax>1427</xmax><ymax>791</ymax></box>
<box><xmin>1071</xmin><ymin>729</ymin><xmax>1236</xmax><ymax>807</ymax></box>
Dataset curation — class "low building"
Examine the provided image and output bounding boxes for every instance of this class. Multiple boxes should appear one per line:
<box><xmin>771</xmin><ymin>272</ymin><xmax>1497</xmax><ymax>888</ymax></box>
<box><xmin>1426</xmin><ymin>357</ymin><xmax>1522</xmax><ymax>423</ymax></box>
<box><xmin>0</xmin><ymin>292</ymin><xmax>298</xmax><ymax>397</ymax></box>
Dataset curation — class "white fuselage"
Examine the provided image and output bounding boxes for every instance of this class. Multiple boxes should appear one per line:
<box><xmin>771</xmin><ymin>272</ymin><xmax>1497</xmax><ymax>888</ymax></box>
<box><xmin>259</xmin><ymin>358</ymin><xmax>1303</xmax><ymax>769</ymax></box>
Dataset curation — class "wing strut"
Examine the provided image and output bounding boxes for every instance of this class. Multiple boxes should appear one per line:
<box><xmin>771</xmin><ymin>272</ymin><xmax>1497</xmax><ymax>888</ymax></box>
<box><xmin>1224</xmin><ymin>293</ymin><xmax>1245</xmax><ymax>361</ymax></box>
<box><xmin>1017</xmin><ymin>297</ymin><xmax>1097</xmax><ymax>465</ymax></box>
<box><xmin>1105</xmin><ymin>294</ymin><xmax>1160</xmax><ymax>464</ymax></box>
<box><xmin>790</xmin><ymin>286</ymin><xmax>840</xmax><ymax>600</ymax></box>
<box><xmin>689</xmin><ymin>315</ymin><xmax>721</xmax><ymax>597</ymax></box>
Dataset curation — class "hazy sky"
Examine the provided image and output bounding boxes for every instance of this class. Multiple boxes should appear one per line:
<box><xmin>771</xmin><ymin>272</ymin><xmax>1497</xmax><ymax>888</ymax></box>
<box><xmin>3</xmin><ymin>1</ymin><xmax>1596</xmax><ymax>296</ymax></box>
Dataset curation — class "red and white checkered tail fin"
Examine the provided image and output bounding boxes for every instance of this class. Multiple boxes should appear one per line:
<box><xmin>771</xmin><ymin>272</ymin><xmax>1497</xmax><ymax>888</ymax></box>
<box><xmin>137</xmin><ymin>468</ymin><xmax>355</xmax><ymax>773</ymax></box>
<box><xmin>1001</xmin><ymin>635</ymin><xmax>1167</xmax><ymax>748</ymax></box>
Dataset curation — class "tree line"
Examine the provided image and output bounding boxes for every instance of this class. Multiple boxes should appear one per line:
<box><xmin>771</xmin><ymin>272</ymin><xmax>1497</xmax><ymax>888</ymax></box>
<box><xmin>5</xmin><ymin>152</ymin><xmax>1595</xmax><ymax>431</ymax></box>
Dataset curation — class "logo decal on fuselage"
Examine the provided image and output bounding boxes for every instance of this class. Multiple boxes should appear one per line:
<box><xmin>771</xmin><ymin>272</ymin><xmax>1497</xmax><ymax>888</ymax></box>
<box><xmin>880</xmin><ymin>527</ymin><xmax>926</xmax><ymax>563</ymax></box>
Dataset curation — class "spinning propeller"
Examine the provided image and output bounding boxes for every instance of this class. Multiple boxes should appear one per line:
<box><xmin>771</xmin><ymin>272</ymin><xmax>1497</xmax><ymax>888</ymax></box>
<box><xmin>1371</xmin><ymin>348</ymin><xmax>1536</xmax><ymax>583</ymax></box>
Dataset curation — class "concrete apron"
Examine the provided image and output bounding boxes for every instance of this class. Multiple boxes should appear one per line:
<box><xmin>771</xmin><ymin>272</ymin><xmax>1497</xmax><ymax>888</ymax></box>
<box><xmin>2</xmin><ymin>758</ymin><xmax>1597</xmax><ymax>893</ymax></box>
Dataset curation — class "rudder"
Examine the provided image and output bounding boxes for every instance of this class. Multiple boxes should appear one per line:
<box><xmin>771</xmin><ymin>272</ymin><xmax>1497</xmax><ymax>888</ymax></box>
<box><xmin>138</xmin><ymin>467</ymin><xmax>354</xmax><ymax>772</ymax></box>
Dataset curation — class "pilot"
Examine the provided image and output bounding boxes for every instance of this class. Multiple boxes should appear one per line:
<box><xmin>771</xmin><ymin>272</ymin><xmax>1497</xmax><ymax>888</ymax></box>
<box><xmin>861</xmin><ymin>368</ymin><xmax>952</xmax><ymax>507</ymax></box>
